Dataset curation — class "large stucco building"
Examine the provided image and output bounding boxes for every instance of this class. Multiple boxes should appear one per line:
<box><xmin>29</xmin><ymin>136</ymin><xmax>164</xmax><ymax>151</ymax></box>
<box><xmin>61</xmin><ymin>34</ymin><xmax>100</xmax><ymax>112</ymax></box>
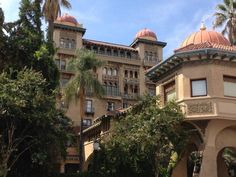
<box><xmin>82</xmin><ymin>23</ymin><xmax>236</xmax><ymax>177</ymax></box>
<box><xmin>52</xmin><ymin>13</ymin><xmax>166</xmax><ymax>172</ymax></box>
<box><xmin>147</xmin><ymin>23</ymin><xmax>236</xmax><ymax>177</ymax></box>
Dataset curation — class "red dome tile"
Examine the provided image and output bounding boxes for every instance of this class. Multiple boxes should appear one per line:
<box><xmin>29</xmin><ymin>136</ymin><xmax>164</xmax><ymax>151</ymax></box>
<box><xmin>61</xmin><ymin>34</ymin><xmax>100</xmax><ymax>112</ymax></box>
<box><xmin>180</xmin><ymin>25</ymin><xmax>230</xmax><ymax>48</ymax></box>
<box><xmin>56</xmin><ymin>13</ymin><xmax>78</xmax><ymax>25</ymax></box>
<box><xmin>135</xmin><ymin>28</ymin><xmax>157</xmax><ymax>41</ymax></box>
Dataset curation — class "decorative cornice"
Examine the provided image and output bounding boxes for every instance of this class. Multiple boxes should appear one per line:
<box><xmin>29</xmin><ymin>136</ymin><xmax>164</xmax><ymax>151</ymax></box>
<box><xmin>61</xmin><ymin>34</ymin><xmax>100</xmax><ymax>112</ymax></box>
<box><xmin>146</xmin><ymin>48</ymin><xmax>236</xmax><ymax>83</ymax></box>
<box><xmin>130</xmin><ymin>38</ymin><xmax>167</xmax><ymax>48</ymax></box>
<box><xmin>53</xmin><ymin>23</ymin><xmax>86</xmax><ymax>35</ymax></box>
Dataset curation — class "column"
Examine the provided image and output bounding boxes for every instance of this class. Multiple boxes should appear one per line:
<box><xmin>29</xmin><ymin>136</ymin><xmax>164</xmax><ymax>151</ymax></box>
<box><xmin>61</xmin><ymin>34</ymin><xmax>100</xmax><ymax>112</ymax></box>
<box><xmin>199</xmin><ymin>146</ymin><xmax>217</xmax><ymax>177</ymax></box>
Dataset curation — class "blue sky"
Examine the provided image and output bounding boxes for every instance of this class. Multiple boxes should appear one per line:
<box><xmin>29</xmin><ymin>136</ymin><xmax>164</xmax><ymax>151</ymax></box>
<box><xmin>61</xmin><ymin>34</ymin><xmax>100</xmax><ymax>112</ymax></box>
<box><xmin>1</xmin><ymin>0</ymin><xmax>223</xmax><ymax>58</ymax></box>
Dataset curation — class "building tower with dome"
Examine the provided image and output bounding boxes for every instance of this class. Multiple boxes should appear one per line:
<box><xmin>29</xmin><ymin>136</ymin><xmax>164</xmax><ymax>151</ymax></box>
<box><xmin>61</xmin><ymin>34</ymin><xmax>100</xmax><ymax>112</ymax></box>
<box><xmin>52</xmin><ymin>14</ymin><xmax>166</xmax><ymax>172</ymax></box>
<box><xmin>147</xmin><ymin>23</ymin><xmax>236</xmax><ymax>177</ymax></box>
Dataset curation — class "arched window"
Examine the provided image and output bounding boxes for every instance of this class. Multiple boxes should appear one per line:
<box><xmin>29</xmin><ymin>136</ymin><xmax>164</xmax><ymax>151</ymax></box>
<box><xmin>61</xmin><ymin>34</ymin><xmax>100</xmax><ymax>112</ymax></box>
<box><xmin>130</xmin><ymin>71</ymin><xmax>133</xmax><ymax>78</ymax></box>
<box><xmin>66</xmin><ymin>38</ymin><xmax>70</xmax><ymax>48</ymax></box>
<box><xmin>127</xmin><ymin>52</ymin><xmax>131</xmax><ymax>59</ymax></box>
<box><xmin>103</xmin><ymin>67</ymin><xmax>107</xmax><ymax>75</ymax></box>
<box><xmin>107</xmin><ymin>68</ymin><xmax>112</xmax><ymax>76</ymax></box>
<box><xmin>145</xmin><ymin>51</ymin><xmax>148</xmax><ymax>59</ymax></box>
<box><xmin>135</xmin><ymin>71</ymin><xmax>138</xmax><ymax>78</ymax></box>
<box><xmin>71</xmin><ymin>39</ymin><xmax>76</xmax><ymax>49</ymax></box>
<box><xmin>113</xmin><ymin>50</ymin><xmax>118</xmax><ymax>56</ymax></box>
<box><xmin>149</xmin><ymin>52</ymin><xmax>153</xmax><ymax>61</ymax></box>
<box><xmin>107</xmin><ymin>48</ymin><xmax>111</xmax><ymax>55</ymax></box>
<box><xmin>113</xmin><ymin>69</ymin><xmax>117</xmax><ymax>76</ymax></box>
<box><xmin>60</xmin><ymin>38</ymin><xmax>65</xmax><ymax>48</ymax></box>
<box><xmin>99</xmin><ymin>47</ymin><xmax>105</xmax><ymax>54</ymax></box>
<box><xmin>124</xmin><ymin>70</ymin><xmax>128</xmax><ymax>77</ymax></box>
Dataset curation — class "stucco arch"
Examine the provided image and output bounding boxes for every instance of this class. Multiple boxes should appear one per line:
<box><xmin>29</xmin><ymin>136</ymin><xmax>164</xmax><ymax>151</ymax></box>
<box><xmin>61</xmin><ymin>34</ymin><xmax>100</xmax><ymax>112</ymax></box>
<box><xmin>205</xmin><ymin>120</ymin><xmax>236</xmax><ymax>147</ymax></box>
<box><xmin>214</xmin><ymin>125</ymin><xmax>236</xmax><ymax>177</ymax></box>
<box><xmin>215</xmin><ymin>125</ymin><xmax>236</xmax><ymax>153</ymax></box>
<box><xmin>172</xmin><ymin>123</ymin><xmax>203</xmax><ymax>177</ymax></box>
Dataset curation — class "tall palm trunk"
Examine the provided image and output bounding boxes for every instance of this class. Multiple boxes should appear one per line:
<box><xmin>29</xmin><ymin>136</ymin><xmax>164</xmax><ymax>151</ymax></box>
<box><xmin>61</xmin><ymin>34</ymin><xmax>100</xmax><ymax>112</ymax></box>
<box><xmin>79</xmin><ymin>85</ymin><xmax>85</xmax><ymax>171</ymax></box>
<box><xmin>48</xmin><ymin>19</ymin><xmax>54</xmax><ymax>42</ymax></box>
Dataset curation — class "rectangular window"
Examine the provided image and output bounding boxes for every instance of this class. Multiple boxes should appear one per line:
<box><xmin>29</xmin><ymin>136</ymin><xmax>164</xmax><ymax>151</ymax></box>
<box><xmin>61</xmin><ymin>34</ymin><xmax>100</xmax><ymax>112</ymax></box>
<box><xmin>60</xmin><ymin>60</ymin><xmax>66</xmax><ymax>70</ymax></box>
<box><xmin>164</xmin><ymin>81</ymin><xmax>176</xmax><ymax>102</ymax></box>
<box><xmin>191</xmin><ymin>79</ymin><xmax>207</xmax><ymax>97</ymax></box>
<box><xmin>85</xmin><ymin>100</ymin><xmax>93</xmax><ymax>113</ymax></box>
<box><xmin>224</xmin><ymin>76</ymin><xmax>236</xmax><ymax>97</ymax></box>
<box><xmin>83</xmin><ymin>119</ymin><xmax>92</xmax><ymax>127</ymax></box>
<box><xmin>107</xmin><ymin>102</ymin><xmax>115</xmax><ymax>111</ymax></box>
<box><xmin>123</xmin><ymin>102</ymin><xmax>128</xmax><ymax>108</ymax></box>
<box><xmin>55</xmin><ymin>59</ymin><xmax>60</xmax><ymax>68</ymax></box>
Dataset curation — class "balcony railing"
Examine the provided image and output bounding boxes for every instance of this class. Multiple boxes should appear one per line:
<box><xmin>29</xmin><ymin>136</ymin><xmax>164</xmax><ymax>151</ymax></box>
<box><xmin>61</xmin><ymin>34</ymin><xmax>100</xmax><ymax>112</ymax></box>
<box><xmin>84</xmin><ymin>107</ymin><xmax>95</xmax><ymax>114</ymax></box>
<box><xmin>102</xmin><ymin>75</ymin><xmax>119</xmax><ymax>81</ymax></box>
<box><xmin>121</xmin><ymin>93</ymin><xmax>139</xmax><ymax>100</ymax></box>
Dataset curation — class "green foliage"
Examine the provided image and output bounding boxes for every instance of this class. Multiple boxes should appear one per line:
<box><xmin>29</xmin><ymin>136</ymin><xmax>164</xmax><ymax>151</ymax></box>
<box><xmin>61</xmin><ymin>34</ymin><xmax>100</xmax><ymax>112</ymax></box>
<box><xmin>213</xmin><ymin>0</ymin><xmax>236</xmax><ymax>44</ymax></box>
<box><xmin>91</xmin><ymin>95</ymin><xmax>188</xmax><ymax>177</ymax></box>
<box><xmin>64</xmin><ymin>49</ymin><xmax>104</xmax><ymax>102</ymax></box>
<box><xmin>1</xmin><ymin>0</ymin><xmax>59</xmax><ymax>91</ymax></box>
<box><xmin>0</xmin><ymin>69</ymin><xmax>73</xmax><ymax>177</ymax></box>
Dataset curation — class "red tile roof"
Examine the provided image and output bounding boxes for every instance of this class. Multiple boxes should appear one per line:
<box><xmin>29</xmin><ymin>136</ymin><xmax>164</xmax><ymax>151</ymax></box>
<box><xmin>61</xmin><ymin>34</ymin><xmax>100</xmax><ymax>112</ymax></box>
<box><xmin>175</xmin><ymin>41</ymin><xmax>236</xmax><ymax>53</ymax></box>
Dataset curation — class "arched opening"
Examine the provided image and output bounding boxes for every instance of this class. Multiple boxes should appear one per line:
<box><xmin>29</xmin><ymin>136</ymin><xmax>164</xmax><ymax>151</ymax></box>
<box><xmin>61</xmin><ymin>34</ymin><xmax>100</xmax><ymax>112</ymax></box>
<box><xmin>216</xmin><ymin>125</ymin><xmax>236</xmax><ymax>177</ymax></box>
<box><xmin>217</xmin><ymin>147</ymin><xmax>236</xmax><ymax>177</ymax></box>
<box><xmin>172</xmin><ymin>122</ymin><xmax>203</xmax><ymax>177</ymax></box>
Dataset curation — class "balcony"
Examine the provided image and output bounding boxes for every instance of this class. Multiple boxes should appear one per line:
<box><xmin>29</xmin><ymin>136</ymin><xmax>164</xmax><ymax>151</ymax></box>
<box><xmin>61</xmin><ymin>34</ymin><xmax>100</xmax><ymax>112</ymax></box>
<box><xmin>178</xmin><ymin>96</ymin><xmax>236</xmax><ymax>120</ymax></box>
<box><xmin>102</xmin><ymin>75</ymin><xmax>119</xmax><ymax>81</ymax></box>
<box><xmin>123</xmin><ymin>78</ymin><xmax>139</xmax><ymax>84</ymax></box>
<box><xmin>121</xmin><ymin>93</ymin><xmax>139</xmax><ymax>100</ymax></box>
<box><xmin>143</xmin><ymin>58</ymin><xmax>160</xmax><ymax>67</ymax></box>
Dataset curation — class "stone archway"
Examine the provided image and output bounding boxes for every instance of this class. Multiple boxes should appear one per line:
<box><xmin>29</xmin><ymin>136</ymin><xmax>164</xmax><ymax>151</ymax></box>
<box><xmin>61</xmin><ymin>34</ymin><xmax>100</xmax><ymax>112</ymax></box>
<box><xmin>215</xmin><ymin>126</ymin><xmax>236</xmax><ymax>177</ymax></box>
<box><xmin>172</xmin><ymin>122</ymin><xmax>203</xmax><ymax>177</ymax></box>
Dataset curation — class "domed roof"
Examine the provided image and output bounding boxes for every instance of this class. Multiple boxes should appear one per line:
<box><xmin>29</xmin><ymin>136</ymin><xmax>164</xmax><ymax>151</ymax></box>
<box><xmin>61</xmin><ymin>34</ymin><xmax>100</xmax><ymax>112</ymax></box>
<box><xmin>180</xmin><ymin>23</ymin><xmax>230</xmax><ymax>48</ymax></box>
<box><xmin>56</xmin><ymin>13</ymin><xmax>78</xmax><ymax>25</ymax></box>
<box><xmin>135</xmin><ymin>28</ymin><xmax>157</xmax><ymax>41</ymax></box>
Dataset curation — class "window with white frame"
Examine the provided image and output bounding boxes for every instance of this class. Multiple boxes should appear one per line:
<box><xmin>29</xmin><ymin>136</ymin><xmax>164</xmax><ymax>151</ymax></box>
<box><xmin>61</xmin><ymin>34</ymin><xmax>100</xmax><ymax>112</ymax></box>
<box><xmin>224</xmin><ymin>76</ymin><xmax>236</xmax><ymax>97</ymax></box>
<box><xmin>83</xmin><ymin>119</ymin><xmax>92</xmax><ymax>127</ymax></box>
<box><xmin>85</xmin><ymin>100</ymin><xmax>93</xmax><ymax>113</ymax></box>
<box><xmin>191</xmin><ymin>79</ymin><xmax>207</xmax><ymax>97</ymax></box>
<box><xmin>107</xmin><ymin>102</ymin><xmax>115</xmax><ymax>111</ymax></box>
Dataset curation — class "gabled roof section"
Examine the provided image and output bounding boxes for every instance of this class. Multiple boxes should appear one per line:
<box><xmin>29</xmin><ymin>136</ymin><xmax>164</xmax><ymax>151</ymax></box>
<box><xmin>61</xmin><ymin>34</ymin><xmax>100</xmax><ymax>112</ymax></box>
<box><xmin>83</xmin><ymin>39</ymin><xmax>138</xmax><ymax>52</ymax></box>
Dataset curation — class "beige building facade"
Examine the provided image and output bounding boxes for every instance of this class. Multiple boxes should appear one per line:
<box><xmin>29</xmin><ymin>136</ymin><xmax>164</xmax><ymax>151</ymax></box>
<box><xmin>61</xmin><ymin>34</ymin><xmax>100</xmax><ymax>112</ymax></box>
<box><xmin>147</xmin><ymin>24</ymin><xmax>236</xmax><ymax>177</ymax></box>
<box><xmin>53</xmin><ymin>13</ymin><xmax>166</xmax><ymax>173</ymax></box>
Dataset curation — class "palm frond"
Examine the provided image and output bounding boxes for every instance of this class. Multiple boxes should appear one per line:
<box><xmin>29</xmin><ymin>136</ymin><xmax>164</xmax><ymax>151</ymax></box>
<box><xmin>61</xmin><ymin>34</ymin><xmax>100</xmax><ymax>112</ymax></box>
<box><xmin>83</xmin><ymin>71</ymin><xmax>105</xmax><ymax>98</ymax></box>
<box><xmin>216</xmin><ymin>4</ymin><xmax>228</xmax><ymax>13</ymax></box>
<box><xmin>213</xmin><ymin>13</ymin><xmax>227</xmax><ymax>29</ymax></box>
<box><xmin>61</xmin><ymin>0</ymin><xmax>72</xmax><ymax>9</ymax></box>
<box><xmin>63</xmin><ymin>75</ymin><xmax>81</xmax><ymax>103</ymax></box>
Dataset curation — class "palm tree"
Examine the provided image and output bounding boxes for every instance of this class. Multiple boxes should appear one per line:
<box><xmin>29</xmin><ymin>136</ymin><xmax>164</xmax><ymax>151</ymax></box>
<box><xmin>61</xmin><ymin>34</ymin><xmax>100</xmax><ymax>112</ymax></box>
<box><xmin>42</xmin><ymin>0</ymin><xmax>71</xmax><ymax>41</ymax></box>
<box><xmin>63</xmin><ymin>49</ymin><xmax>104</xmax><ymax>171</ymax></box>
<box><xmin>213</xmin><ymin>0</ymin><xmax>236</xmax><ymax>45</ymax></box>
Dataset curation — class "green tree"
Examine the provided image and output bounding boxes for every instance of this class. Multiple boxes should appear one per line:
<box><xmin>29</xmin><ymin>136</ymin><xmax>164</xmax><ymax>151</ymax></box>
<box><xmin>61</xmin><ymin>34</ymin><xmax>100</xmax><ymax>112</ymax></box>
<box><xmin>64</xmin><ymin>49</ymin><xmax>104</xmax><ymax>170</ymax></box>
<box><xmin>91</xmin><ymin>95</ymin><xmax>188</xmax><ymax>177</ymax></box>
<box><xmin>213</xmin><ymin>0</ymin><xmax>236</xmax><ymax>45</ymax></box>
<box><xmin>1</xmin><ymin>0</ymin><xmax>59</xmax><ymax>91</ymax></box>
<box><xmin>0</xmin><ymin>69</ymin><xmax>73</xmax><ymax>177</ymax></box>
<box><xmin>42</xmin><ymin>0</ymin><xmax>71</xmax><ymax>41</ymax></box>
